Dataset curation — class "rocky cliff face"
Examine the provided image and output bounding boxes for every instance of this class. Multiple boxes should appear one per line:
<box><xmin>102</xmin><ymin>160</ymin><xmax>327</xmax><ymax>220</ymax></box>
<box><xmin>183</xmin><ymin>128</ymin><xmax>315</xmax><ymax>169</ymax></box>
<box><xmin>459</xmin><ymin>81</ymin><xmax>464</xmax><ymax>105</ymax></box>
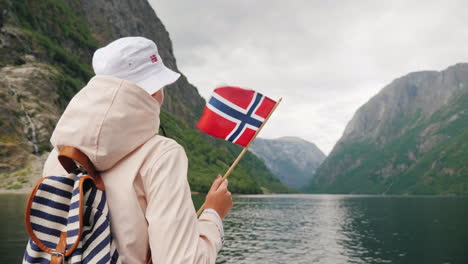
<box><xmin>308</xmin><ymin>63</ymin><xmax>468</xmax><ymax>194</ymax></box>
<box><xmin>0</xmin><ymin>0</ymin><xmax>290</xmax><ymax>193</ymax></box>
<box><xmin>341</xmin><ymin>66</ymin><xmax>465</xmax><ymax>143</ymax></box>
<box><xmin>68</xmin><ymin>0</ymin><xmax>205</xmax><ymax>123</ymax></box>
<box><xmin>0</xmin><ymin>22</ymin><xmax>66</xmax><ymax>190</ymax></box>
<box><xmin>250</xmin><ymin>137</ymin><xmax>326</xmax><ymax>189</ymax></box>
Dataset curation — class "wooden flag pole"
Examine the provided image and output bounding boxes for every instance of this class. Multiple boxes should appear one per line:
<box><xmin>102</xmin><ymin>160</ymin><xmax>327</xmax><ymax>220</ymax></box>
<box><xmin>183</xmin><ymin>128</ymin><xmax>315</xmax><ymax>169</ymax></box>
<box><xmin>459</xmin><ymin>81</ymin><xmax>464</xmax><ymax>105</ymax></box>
<box><xmin>196</xmin><ymin>97</ymin><xmax>283</xmax><ymax>217</ymax></box>
<box><xmin>220</xmin><ymin>97</ymin><xmax>283</xmax><ymax>181</ymax></box>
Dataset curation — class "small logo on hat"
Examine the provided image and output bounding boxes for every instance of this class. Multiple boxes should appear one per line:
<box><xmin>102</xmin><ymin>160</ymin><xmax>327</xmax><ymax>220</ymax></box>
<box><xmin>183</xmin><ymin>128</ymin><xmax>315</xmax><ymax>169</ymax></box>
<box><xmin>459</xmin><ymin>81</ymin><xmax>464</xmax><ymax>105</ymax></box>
<box><xmin>150</xmin><ymin>54</ymin><xmax>158</xmax><ymax>63</ymax></box>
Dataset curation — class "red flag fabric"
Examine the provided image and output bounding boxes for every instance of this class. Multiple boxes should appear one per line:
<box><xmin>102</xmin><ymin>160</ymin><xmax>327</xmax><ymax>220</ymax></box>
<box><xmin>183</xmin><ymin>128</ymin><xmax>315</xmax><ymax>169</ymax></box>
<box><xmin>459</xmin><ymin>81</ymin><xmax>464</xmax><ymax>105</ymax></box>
<box><xmin>197</xmin><ymin>86</ymin><xmax>277</xmax><ymax>146</ymax></box>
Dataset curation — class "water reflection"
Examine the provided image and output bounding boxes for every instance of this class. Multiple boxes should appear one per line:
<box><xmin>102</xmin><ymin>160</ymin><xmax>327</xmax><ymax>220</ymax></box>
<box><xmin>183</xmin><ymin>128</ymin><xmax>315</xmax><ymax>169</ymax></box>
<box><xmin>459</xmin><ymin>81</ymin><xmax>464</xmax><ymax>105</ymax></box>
<box><xmin>303</xmin><ymin>195</ymin><xmax>353</xmax><ymax>263</ymax></box>
<box><xmin>218</xmin><ymin>195</ymin><xmax>358</xmax><ymax>264</ymax></box>
<box><xmin>338</xmin><ymin>196</ymin><xmax>468</xmax><ymax>264</ymax></box>
<box><xmin>0</xmin><ymin>194</ymin><xmax>28</xmax><ymax>263</ymax></box>
<box><xmin>216</xmin><ymin>195</ymin><xmax>468</xmax><ymax>264</ymax></box>
<box><xmin>1</xmin><ymin>194</ymin><xmax>468</xmax><ymax>264</ymax></box>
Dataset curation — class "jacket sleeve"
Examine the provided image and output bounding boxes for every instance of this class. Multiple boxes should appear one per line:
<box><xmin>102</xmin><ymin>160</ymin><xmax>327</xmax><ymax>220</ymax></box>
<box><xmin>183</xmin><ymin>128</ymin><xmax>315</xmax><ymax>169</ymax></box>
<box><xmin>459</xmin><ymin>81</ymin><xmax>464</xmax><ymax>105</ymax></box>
<box><xmin>142</xmin><ymin>146</ymin><xmax>224</xmax><ymax>264</ymax></box>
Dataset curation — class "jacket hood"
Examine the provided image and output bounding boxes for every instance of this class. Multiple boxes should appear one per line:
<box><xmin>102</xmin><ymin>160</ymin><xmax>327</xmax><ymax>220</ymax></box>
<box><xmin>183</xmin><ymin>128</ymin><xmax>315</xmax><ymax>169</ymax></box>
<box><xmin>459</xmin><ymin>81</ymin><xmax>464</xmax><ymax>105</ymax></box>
<box><xmin>51</xmin><ymin>75</ymin><xmax>160</xmax><ymax>171</ymax></box>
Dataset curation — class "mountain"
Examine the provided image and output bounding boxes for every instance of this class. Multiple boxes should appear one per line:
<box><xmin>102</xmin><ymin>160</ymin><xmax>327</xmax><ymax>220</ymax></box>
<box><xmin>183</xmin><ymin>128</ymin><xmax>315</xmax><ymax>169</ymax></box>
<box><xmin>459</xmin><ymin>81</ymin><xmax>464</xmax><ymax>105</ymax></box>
<box><xmin>250</xmin><ymin>137</ymin><xmax>326</xmax><ymax>189</ymax></box>
<box><xmin>0</xmin><ymin>0</ymin><xmax>291</xmax><ymax>193</ymax></box>
<box><xmin>306</xmin><ymin>63</ymin><xmax>468</xmax><ymax>194</ymax></box>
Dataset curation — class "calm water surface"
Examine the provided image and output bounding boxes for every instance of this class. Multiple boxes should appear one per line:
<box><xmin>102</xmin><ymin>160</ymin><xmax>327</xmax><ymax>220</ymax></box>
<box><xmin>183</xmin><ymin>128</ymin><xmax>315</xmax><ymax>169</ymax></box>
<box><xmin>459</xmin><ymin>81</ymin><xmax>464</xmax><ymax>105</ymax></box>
<box><xmin>2</xmin><ymin>194</ymin><xmax>468</xmax><ymax>263</ymax></box>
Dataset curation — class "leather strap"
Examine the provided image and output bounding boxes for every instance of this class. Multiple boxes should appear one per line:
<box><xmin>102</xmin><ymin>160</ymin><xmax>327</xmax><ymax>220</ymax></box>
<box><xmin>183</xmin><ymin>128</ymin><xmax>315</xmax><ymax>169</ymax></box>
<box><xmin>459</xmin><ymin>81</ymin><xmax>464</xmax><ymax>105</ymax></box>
<box><xmin>58</xmin><ymin>146</ymin><xmax>105</xmax><ymax>190</ymax></box>
<box><xmin>50</xmin><ymin>232</ymin><xmax>67</xmax><ymax>264</ymax></box>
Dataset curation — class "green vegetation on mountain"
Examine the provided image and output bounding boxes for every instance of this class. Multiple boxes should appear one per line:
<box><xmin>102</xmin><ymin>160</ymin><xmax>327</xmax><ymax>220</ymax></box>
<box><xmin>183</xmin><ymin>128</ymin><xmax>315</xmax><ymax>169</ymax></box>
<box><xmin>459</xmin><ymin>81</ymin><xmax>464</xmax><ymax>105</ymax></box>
<box><xmin>306</xmin><ymin>65</ymin><xmax>468</xmax><ymax>195</ymax></box>
<box><xmin>0</xmin><ymin>0</ymin><xmax>290</xmax><ymax>193</ymax></box>
<box><xmin>388</xmin><ymin>91</ymin><xmax>468</xmax><ymax>194</ymax></box>
<box><xmin>5</xmin><ymin>0</ymin><xmax>97</xmax><ymax>107</ymax></box>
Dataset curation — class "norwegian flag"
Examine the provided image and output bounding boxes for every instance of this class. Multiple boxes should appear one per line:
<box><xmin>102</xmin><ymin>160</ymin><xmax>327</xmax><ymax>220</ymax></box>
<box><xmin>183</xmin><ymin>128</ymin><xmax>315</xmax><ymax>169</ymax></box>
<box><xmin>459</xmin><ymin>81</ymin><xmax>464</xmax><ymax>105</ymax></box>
<box><xmin>150</xmin><ymin>54</ymin><xmax>158</xmax><ymax>63</ymax></box>
<box><xmin>197</xmin><ymin>86</ymin><xmax>277</xmax><ymax>146</ymax></box>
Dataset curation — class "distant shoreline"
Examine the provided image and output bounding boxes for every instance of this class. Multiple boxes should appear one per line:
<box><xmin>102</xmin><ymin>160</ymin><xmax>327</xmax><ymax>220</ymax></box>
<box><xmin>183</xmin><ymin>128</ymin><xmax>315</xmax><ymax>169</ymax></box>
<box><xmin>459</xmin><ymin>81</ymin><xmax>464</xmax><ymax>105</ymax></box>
<box><xmin>0</xmin><ymin>189</ymin><xmax>30</xmax><ymax>194</ymax></box>
<box><xmin>0</xmin><ymin>190</ymin><xmax>205</xmax><ymax>195</ymax></box>
<box><xmin>0</xmin><ymin>189</ymin><xmax>206</xmax><ymax>195</ymax></box>
<box><xmin>1</xmin><ymin>189</ymin><xmax>466</xmax><ymax>197</ymax></box>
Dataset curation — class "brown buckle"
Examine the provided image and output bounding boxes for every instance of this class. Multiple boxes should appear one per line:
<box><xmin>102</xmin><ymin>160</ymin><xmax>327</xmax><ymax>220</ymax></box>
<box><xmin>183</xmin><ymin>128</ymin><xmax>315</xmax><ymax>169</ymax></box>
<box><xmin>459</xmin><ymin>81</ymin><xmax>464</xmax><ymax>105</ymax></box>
<box><xmin>51</xmin><ymin>252</ymin><xmax>64</xmax><ymax>264</ymax></box>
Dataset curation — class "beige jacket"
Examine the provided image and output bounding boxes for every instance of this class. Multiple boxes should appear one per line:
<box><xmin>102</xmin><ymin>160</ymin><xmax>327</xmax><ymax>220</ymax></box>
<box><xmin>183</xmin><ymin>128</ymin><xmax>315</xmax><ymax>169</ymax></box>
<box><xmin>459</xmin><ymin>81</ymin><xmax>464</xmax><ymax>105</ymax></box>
<box><xmin>42</xmin><ymin>75</ymin><xmax>224</xmax><ymax>264</ymax></box>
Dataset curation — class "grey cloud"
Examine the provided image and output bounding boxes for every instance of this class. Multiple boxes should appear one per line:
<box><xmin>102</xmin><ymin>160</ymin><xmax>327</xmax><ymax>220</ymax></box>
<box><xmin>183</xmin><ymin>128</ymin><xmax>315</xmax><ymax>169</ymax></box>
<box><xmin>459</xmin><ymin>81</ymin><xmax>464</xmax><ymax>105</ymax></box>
<box><xmin>151</xmin><ymin>0</ymin><xmax>468</xmax><ymax>153</ymax></box>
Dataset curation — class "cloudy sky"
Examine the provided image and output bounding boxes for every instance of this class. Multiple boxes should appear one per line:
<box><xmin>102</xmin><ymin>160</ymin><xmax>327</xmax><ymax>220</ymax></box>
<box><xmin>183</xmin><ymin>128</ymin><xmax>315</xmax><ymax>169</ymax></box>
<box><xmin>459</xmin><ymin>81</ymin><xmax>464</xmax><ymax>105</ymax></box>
<box><xmin>150</xmin><ymin>0</ymin><xmax>468</xmax><ymax>154</ymax></box>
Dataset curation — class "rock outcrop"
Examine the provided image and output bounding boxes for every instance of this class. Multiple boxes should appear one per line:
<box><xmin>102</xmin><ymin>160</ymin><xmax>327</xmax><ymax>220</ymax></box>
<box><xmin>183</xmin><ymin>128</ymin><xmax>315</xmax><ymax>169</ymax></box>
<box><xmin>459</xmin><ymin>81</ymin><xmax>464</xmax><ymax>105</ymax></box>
<box><xmin>69</xmin><ymin>0</ymin><xmax>205</xmax><ymax>123</ymax></box>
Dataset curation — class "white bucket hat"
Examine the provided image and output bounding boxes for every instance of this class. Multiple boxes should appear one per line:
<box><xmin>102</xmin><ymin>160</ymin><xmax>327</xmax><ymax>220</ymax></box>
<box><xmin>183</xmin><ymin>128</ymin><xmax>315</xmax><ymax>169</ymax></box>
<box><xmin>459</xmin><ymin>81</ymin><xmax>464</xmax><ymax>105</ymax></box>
<box><xmin>92</xmin><ymin>37</ymin><xmax>181</xmax><ymax>95</ymax></box>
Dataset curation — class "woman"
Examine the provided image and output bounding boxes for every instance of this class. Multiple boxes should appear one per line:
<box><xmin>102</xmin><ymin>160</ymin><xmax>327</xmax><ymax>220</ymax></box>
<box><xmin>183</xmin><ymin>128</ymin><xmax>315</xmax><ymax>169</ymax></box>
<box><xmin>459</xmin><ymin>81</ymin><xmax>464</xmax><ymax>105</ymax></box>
<box><xmin>43</xmin><ymin>37</ymin><xmax>232</xmax><ymax>263</ymax></box>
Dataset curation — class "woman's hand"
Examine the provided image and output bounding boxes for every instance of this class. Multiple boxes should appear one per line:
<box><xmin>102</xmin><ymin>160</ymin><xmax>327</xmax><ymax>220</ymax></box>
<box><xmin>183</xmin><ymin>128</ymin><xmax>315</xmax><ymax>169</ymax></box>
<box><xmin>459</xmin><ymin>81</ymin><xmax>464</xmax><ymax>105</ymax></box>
<box><xmin>204</xmin><ymin>175</ymin><xmax>233</xmax><ymax>219</ymax></box>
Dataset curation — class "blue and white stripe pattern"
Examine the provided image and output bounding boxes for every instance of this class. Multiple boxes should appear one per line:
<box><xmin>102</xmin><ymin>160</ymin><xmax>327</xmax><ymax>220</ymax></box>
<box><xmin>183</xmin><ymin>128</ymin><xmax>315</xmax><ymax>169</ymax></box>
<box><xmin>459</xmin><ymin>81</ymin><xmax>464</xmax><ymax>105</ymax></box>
<box><xmin>23</xmin><ymin>171</ymin><xmax>121</xmax><ymax>264</ymax></box>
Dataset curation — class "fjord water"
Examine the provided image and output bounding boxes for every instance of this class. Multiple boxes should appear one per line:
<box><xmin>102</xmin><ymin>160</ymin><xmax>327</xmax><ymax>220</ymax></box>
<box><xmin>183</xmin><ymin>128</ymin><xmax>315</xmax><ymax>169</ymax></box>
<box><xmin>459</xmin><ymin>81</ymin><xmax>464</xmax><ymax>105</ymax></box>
<box><xmin>3</xmin><ymin>194</ymin><xmax>468</xmax><ymax>263</ymax></box>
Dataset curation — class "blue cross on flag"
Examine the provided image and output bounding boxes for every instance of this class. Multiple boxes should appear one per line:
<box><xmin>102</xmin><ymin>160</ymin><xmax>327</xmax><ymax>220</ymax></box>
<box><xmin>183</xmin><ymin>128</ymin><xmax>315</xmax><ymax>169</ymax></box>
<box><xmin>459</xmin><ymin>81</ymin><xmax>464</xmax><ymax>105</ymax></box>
<box><xmin>197</xmin><ymin>86</ymin><xmax>277</xmax><ymax>146</ymax></box>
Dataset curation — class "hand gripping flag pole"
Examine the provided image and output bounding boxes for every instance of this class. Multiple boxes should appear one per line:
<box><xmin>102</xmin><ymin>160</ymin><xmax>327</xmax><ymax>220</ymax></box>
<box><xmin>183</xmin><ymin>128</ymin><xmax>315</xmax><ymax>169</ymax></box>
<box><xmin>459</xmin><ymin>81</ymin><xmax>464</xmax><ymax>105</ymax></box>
<box><xmin>196</xmin><ymin>86</ymin><xmax>282</xmax><ymax>217</ymax></box>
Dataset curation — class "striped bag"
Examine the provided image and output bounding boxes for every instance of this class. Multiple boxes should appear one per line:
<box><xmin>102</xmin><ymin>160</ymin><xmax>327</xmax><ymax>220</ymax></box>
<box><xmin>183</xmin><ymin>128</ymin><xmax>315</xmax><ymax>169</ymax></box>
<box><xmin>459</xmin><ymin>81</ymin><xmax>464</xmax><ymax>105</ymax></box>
<box><xmin>23</xmin><ymin>146</ymin><xmax>121</xmax><ymax>264</ymax></box>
